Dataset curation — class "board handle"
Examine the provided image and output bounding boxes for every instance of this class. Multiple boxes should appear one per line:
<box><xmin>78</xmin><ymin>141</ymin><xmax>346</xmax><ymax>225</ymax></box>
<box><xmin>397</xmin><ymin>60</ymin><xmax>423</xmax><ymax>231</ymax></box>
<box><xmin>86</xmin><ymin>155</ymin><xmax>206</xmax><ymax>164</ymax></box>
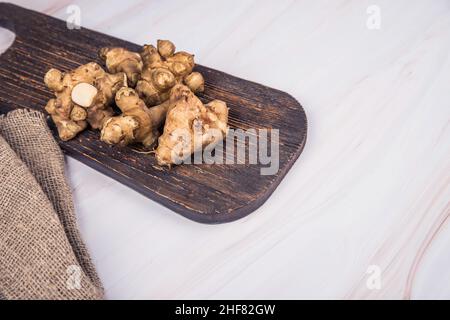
<box><xmin>0</xmin><ymin>3</ymin><xmax>19</xmax><ymax>34</ymax></box>
<box><xmin>0</xmin><ymin>3</ymin><xmax>48</xmax><ymax>38</ymax></box>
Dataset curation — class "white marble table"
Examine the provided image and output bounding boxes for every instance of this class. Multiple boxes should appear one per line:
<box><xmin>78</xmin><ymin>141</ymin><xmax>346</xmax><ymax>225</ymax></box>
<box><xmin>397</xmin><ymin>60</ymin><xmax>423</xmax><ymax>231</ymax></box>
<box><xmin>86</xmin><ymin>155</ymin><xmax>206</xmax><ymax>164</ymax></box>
<box><xmin>1</xmin><ymin>0</ymin><xmax>449</xmax><ymax>299</ymax></box>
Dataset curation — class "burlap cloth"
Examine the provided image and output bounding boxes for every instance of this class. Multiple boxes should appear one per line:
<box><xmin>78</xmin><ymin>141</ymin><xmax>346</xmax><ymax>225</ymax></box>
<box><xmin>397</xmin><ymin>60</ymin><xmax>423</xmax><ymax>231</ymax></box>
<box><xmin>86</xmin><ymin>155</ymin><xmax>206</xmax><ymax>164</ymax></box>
<box><xmin>0</xmin><ymin>109</ymin><xmax>103</xmax><ymax>300</ymax></box>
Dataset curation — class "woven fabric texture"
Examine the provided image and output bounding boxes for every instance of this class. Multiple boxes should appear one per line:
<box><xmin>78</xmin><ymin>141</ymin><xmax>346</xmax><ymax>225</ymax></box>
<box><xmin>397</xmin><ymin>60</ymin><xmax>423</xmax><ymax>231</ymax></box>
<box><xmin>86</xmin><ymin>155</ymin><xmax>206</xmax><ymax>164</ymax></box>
<box><xmin>0</xmin><ymin>109</ymin><xmax>103</xmax><ymax>300</ymax></box>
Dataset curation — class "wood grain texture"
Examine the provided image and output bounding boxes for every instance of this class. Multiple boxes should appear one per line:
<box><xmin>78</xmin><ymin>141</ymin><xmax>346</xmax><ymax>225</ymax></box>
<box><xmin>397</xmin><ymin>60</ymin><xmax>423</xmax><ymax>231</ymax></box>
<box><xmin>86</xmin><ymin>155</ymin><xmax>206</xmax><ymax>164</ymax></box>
<box><xmin>0</xmin><ymin>3</ymin><xmax>307</xmax><ymax>224</ymax></box>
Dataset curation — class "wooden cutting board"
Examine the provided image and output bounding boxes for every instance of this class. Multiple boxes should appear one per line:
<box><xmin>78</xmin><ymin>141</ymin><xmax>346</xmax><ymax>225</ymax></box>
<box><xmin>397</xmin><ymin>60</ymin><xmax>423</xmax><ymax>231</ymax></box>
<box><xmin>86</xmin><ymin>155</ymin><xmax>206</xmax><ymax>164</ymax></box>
<box><xmin>0</xmin><ymin>3</ymin><xmax>307</xmax><ymax>224</ymax></box>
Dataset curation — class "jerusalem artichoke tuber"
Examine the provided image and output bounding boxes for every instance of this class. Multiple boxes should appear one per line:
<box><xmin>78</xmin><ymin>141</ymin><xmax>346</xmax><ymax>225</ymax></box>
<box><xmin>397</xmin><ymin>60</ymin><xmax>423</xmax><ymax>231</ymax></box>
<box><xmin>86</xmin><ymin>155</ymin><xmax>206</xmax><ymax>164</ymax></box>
<box><xmin>44</xmin><ymin>62</ymin><xmax>105</xmax><ymax>140</ymax></box>
<box><xmin>44</xmin><ymin>62</ymin><xmax>128</xmax><ymax>140</ymax></box>
<box><xmin>136</xmin><ymin>40</ymin><xmax>205</xmax><ymax>106</ymax></box>
<box><xmin>99</xmin><ymin>47</ymin><xmax>143</xmax><ymax>87</ymax></box>
<box><xmin>87</xmin><ymin>72</ymin><xmax>128</xmax><ymax>129</ymax></box>
<box><xmin>44</xmin><ymin>39</ymin><xmax>220</xmax><ymax>168</ymax></box>
<box><xmin>100</xmin><ymin>87</ymin><xmax>170</xmax><ymax>147</ymax></box>
<box><xmin>155</xmin><ymin>84</ymin><xmax>228</xmax><ymax>166</ymax></box>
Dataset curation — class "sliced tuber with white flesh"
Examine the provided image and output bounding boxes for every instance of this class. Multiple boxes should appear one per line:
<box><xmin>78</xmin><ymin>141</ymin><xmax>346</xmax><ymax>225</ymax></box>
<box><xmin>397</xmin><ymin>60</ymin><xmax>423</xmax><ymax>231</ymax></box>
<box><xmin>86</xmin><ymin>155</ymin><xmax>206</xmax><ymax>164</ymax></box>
<box><xmin>71</xmin><ymin>83</ymin><xmax>98</xmax><ymax>108</ymax></box>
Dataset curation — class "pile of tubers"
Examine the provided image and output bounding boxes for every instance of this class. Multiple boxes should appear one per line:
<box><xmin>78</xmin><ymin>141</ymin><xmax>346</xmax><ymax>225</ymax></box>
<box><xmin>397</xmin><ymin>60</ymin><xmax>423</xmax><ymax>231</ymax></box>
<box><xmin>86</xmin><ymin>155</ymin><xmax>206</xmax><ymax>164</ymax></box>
<box><xmin>43</xmin><ymin>40</ymin><xmax>228</xmax><ymax>166</ymax></box>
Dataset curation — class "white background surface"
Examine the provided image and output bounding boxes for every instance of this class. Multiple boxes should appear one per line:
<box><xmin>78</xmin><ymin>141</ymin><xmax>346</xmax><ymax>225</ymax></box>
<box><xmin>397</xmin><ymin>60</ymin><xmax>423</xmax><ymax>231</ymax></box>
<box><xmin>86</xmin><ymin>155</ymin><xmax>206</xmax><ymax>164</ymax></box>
<box><xmin>1</xmin><ymin>0</ymin><xmax>449</xmax><ymax>299</ymax></box>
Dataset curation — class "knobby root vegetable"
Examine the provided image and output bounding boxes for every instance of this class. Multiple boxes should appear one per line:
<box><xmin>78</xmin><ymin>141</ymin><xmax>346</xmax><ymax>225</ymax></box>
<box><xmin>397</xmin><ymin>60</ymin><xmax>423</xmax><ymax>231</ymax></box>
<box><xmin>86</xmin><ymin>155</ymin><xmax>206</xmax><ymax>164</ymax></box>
<box><xmin>44</xmin><ymin>62</ymin><xmax>105</xmax><ymax>141</ymax></box>
<box><xmin>100</xmin><ymin>87</ymin><xmax>170</xmax><ymax>147</ymax></box>
<box><xmin>136</xmin><ymin>40</ymin><xmax>205</xmax><ymax>106</ymax></box>
<box><xmin>44</xmin><ymin>40</ymin><xmax>222</xmax><ymax>170</ymax></box>
<box><xmin>99</xmin><ymin>47</ymin><xmax>143</xmax><ymax>87</ymax></box>
<box><xmin>44</xmin><ymin>62</ymin><xmax>128</xmax><ymax>140</ymax></box>
<box><xmin>155</xmin><ymin>84</ymin><xmax>228</xmax><ymax>166</ymax></box>
<box><xmin>88</xmin><ymin>72</ymin><xmax>128</xmax><ymax>129</ymax></box>
<box><xmin>183</xmin><ymin>71</ymin><xmax>205</xmax><ymax>93</ymax></box>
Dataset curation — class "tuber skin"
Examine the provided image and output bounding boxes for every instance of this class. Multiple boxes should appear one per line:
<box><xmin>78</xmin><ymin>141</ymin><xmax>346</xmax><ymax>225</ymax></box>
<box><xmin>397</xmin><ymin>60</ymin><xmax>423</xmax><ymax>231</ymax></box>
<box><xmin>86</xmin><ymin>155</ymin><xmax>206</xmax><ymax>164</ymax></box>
<box><xmin>99</xmin><ymin>47</ymin><xmax>143</xmax><ymax>87</ymax></box>
<box><xmin>87</xmin><ymin>72</ymin><xmax>128</xmax><ymax>129</ymax></box>
<box><xmin>183</xmin><ymin>72</ymin><xmax>205</xmax><ymax>93</ymax></box>
<box><xmin>44</xmin><ymin>39</ymin><xmax>218</xmax><ymax>169</ymax></box>
<box><xmin>100</xmin><ymin>87</ymin><xmax>170</xmax><ymax>148</ymax></box>
<box><xmin>136</xmin><ymin>40</ymin><xmax>205</xmax><ymax>107</ymax></box>
<box><xmin>44</xmin><ymin>62</ymin><xmax>128</xmax><ymax>140</ymax></box>
<box><xmin>155</xmin><ymin>84</ymin><xmax>228</xmax><ymax>166</ymax></box>
<box><xmin>135</xmin><ymin>67</ymin><xmax>176</xmax><ymax>106</ymax></box>
<box><xmin>44</xmin><ymin>62</ymin><xmax>105</xmax><ymax>141</ymax></box>
<box><xmin>157</xmin><ymin>39</ymin><xmax>175</xmax><ymax>58</ymax></box>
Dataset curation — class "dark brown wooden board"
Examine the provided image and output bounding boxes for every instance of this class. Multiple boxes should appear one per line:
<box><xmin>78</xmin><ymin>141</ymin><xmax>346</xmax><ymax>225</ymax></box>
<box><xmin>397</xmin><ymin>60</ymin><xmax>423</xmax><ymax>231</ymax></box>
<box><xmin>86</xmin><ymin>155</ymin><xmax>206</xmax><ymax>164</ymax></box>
<box><xmin>0</xmin><ymin>3</ymin><xmax>307</xmax><ymax>224</ymax></box>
